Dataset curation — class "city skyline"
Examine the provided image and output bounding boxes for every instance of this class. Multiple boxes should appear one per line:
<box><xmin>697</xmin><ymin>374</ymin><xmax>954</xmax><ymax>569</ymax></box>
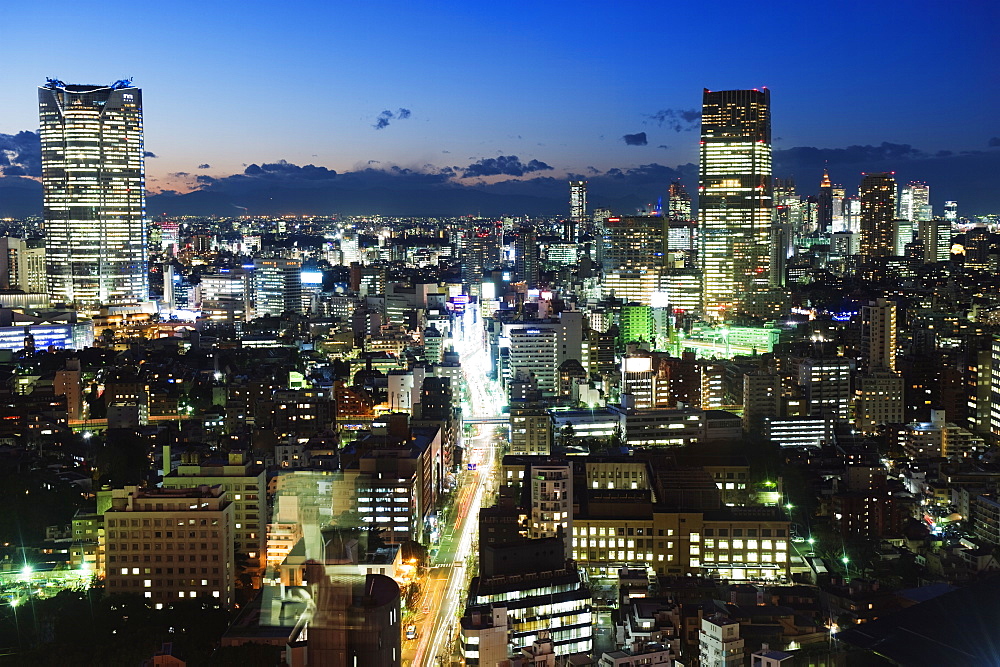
<box><xmin>2</xmin><ymin>2</ymin><xmax>1000</xmax><ymax>214</ymax></box>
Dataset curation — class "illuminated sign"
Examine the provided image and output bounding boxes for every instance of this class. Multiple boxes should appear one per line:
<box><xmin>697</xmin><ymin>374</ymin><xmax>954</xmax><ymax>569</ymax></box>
<box><xmin>301</xmin><ymin>271</ymin><xmax>324</xmax><ymax>285</ymax></box>
<box><xmin>624</xmin><ymin>357</ymin><xmax>653</xmax><ymax>373</ymax></box>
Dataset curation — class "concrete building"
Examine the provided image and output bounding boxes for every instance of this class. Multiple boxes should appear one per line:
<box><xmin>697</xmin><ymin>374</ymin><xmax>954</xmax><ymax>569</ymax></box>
<box><xmin>855</xmin><ymin>371</ymin><xmax>904</xmax><ymax>435</ymax></box>
<box><xmin>743</xmin><ymin>371</ymin><xmax>781</xmax><ymax>432</ymax></box>
<box><xmin>529</xmin><ymin>462</ymin><xmax>573</xmax><ymax>556</ymax></box>
<box><xmin>460</xmin><ymin>605</ymin><xmax>509</xmax><ymax>667</ymax></box>
<box><xmin>103</xmin><ymin>485</ymin><xmax>236</xmax><ymax>608</ymax></box>
<box><xmin>0</xmin><ymin>237</ymin><xmax>46</xmax><ymax>294</ymax></box>
<box><xmin>902</xmin><ymin>410</ymin><xmax>984</xmax><ymax>460</ymax></box>
<box><xmin>799</xmin><ymin>358</ymin><xmax>852</xmax><ymax>420</ymax></box>
<box><xmin>161</xmin><ymin>451</ymin><xmax>266</xmax><ymax>571</ymax></box>
<box><xmin>467</xmin><ymin>543</ymin><xmax>592</xmax><ymax>657</ymax></box>
<box><xmin>699</xmin><ymin>615</ymin><xmax>744</xmax><ymax>667</ymax></box>
<box><xmin>861</xmin><ymin>298</ymin><xmax>898</xmax><ymax>372</ymax></box>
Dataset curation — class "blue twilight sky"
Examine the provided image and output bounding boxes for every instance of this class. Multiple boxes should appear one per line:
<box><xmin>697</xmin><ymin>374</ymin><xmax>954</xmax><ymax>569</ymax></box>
<box><xmin>2</xmin><ymin>0</ymin><xmax>999</xmax><ymax>207</ymax></box>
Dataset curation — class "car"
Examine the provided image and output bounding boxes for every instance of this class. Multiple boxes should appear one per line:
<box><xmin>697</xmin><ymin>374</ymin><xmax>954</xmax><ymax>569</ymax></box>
<box><xmin>406</xmin><ymin>624</ymin><xmax>417</xmax><ymax>640</ymax></box>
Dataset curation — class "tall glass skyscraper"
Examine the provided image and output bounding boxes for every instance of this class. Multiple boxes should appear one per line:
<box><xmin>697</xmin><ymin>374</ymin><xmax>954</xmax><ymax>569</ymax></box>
<box><xmin>39</xmin><ymin>79</ymin><xmax>147</xmax><ymax>308</ymax></box>
<box><xmin>697</xmin><ymin>88</ymin><xmax>772</xmax><ymax>320</ymax></box>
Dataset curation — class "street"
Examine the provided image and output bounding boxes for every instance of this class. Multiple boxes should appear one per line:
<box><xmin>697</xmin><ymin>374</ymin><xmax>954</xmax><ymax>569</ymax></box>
<box><xmin>403</xmin><ymin>309</ymin><xmax>504</xmax><ymax>666</ymax></box>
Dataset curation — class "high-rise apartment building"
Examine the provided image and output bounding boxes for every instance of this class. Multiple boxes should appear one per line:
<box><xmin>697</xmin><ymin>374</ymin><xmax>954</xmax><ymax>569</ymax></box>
<box><xmin>39</xmin><ymin>79</ymin><xmax>147</xmax><ymax>308</ymax></box>
<box><xmin>528</xmin><ymin>462</ymin><xmax>573</xmax><ymax>557</ymax></box>
<box><xmin>513</xmin><ymin>225</ymin><xmax>539</xmax><ymax>287</ymax></box>
<box><xmin>799</xmin><ymin>358</ymin><xmax>853</xmax><ymax>420</ymax></box>
<box><xmin>859</xmin><ymin>172</ymin><xmax>897</xmax><ymax>259</ymax></box>
<box><xmin>698</xmin><ymin>88</ymin><xmax>772</xmax><ymax>320</ymax></box>
<box><xmin>919</xmin><ymin>218</ymin><xmax>952</xmax><ymax>263</ymax></box>
<box><xmin>855</xmin><ymin>371</ymin><xmax>904</xmax><ymax>434</ymax></box>
<box><xmin>861</xmin><ymin>298</ymin><xmax>898</xmax><ymax>371</ymax></box>
<box><xmin>569</xmin><ymin>180</ymin><xmax>587</xmax><ymax>242</ymax></box>
<box><xmin>964</xmin><ymin>224</ymin><xmax>991</xmax><ymax>271</ymax></box>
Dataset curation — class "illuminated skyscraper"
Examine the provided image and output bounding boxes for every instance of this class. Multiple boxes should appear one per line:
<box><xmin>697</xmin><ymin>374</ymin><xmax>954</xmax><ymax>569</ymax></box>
<box><xmin>668</xmin><ymin>179</ymin><xmax>692</xmax><ymax>221</ymax></box>
<box><xmin>859</xmin><ymin>172</ymin><xmax>897</xmax><ymax>259</ymax></box>
<box><xmin>39</xmin><ymin>79</ymin><xmax>147</xmax><ymax>308</ymax></box>
<box><xmin>566</xmin><ymin>181</ymin><xmax>587</xmax><ymax>243</ymax></box>
<box><xmin>602</xmin><ymin>214</ymin><xmax>666</xmax><ymax>303</ymax></box>
<box><xmin>944</xmin><ymin>200</ymin><xmax>958</xmax><ymax>222</ymax></box>
<box><xmin>897</xmin><ymin>181</ymin><xmax>930</xmax><ymax>254</ymax></box>
<box><xmin>698</xmin><ymin>88</ymin><xmax>772</xmax><ymax>320</ymax></box>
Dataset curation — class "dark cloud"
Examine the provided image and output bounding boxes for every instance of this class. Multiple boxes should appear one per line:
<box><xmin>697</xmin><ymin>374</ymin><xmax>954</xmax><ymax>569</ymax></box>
<box><xmin>775</xmin><ymin>142</ymin><xmax>929</xmax><ymax>167</ymax></box>
<box><xmin>0</xmin><ymin>130</ymin><xmax>41</xmax><ymax>177</ymax></box>
<box><xmin>374</xmin><ymin>110</ymin><xmax>393</xmax><ymax>130</ymax></box>
<box><xmin>197</xmin><ymin>163</ymin><xmax>211</xmax><ymax>169</ymax></box>
<box><xmin>623</xmin><ymin>132</ymin><xmax>648</xmax><ymax>146</ymax></box>
<box><xmin>242</xmin><ymin>160</ymin><xmax>338</xmax><ymax>181</ymax></box>
<box><xmin>989</xmin><ymin>137</ymin><xmax>1000</xmax><ymax>148</ymax></box>
<box><xmin>657</xmin><ymin>145</ymin><xmax>671</xmax><ymax>150</ymax></box>
<box><xmin>368</xmin><ymin>160</ymin><xmax>381</xmax><ymax>165</ymax></box>
<box><xmin>460</xmin><ymin>155</ymin><xmax>554</xmax><ymax>178</ymax></box>
<box><xmin>373</xmin><ymin>107</ymin><xmax>412</xmax><ymax>130</ymax></box>
<box><xmin>169</xmin><ymin>172</ymin><xmax>191</xmax><ymax>178</ymax></box>
<box><xmin>647</xmin><ymin>108</ymin><xmax>701</xmax><ymax>132</ymax></box>
<box><xmin>195</xmin><ymin>175</ymin><xmax>215</xmax><ymax>184</ymax></box>
<box><xmin>144</xmin><ymin>150</ymin><xmax>158</xmax><ymax>158</ymax></box>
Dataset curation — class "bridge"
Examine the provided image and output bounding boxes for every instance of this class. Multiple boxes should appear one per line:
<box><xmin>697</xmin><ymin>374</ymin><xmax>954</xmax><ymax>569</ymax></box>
<box><xmin>463</xmin><ymin>417</ymin><xmax>507</xmax><ymax>425</ymax></box>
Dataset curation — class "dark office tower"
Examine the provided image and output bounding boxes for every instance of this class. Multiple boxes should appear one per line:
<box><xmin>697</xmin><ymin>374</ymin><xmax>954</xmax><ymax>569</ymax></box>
<box><xmin>462</xmin><ymin>224</ymin><xmax>498</xmax><ymax>297</ymax></box>
<box><xmin>965</xmin><ymin>224</ymin><xmax>991</xmax><ymax>271</ymax></box>
<box><xmin>816</xmin><ymin>167</ymin><xmax>834</xmax><ymax>233</ymax></box>
<box><xmin>859</xmin><ymin>172</ymin><xmax>897</xmax><ymax>259</ymax></box>
<box><xmin>514</xmin><ymin>225</ymin><xmax>539</xmax><ymax>287</ymax></box>
<box><xmin>39</xmin><ymin>79</ymin><xmax>147</xmax><ymax>309</ymax></box>
<box><xmin>698</xmin><ymin>88</ymin><xmax>772</xmax><ymax>320</ymax></box>
<box><xmin>568</xmin><ymin>180</ymin><xmax>587</xmax><ymax>242</ymax></box>
<box><xmin>668</xmin><ymin>179</ymin><xmax>693</xmax><ymax>221</ymax></box>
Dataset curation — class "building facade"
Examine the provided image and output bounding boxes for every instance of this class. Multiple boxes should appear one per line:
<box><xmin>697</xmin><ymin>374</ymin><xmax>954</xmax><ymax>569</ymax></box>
<box><xmin>698</xmin><ymin>88</ymin><xmax>772</xmax><ymax>320</ymax></box>
<box><xmin>39</xmin><ymin>80</ymin><xmax>147</xmax><ymax>308</ymax></box>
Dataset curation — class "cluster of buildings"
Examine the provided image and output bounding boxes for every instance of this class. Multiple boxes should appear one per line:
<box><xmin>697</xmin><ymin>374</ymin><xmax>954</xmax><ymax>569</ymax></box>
<box><xmin>2</xmin><ymin>76</ymin><xmax>1000</xmax><ymax>665</ymax></box>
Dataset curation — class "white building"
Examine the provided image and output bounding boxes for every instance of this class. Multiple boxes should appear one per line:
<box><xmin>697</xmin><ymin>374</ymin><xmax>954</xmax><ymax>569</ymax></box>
<box><xmin>699</xmin><ymin>615</ymin><xmax>744</xmax><ymax>667</ymax></box>
<box><xmin>530</xmin><ymin>462</ymin><xmax>574</xmax><ymax>557</ymax></box>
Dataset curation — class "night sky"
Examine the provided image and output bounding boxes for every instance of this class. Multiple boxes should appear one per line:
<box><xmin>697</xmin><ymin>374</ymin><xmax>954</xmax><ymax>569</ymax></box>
<box><xmin>2</xmin><ymin>0</ymin><xmax>999</xmax><ymax>215</ymax></box>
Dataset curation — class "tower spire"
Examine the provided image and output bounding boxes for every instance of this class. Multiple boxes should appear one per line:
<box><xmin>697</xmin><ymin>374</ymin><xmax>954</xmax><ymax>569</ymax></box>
<box><xmin>820</xmin><ymin>163</ymin><xmax>832</xmax><ymax>188</ymax></box>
